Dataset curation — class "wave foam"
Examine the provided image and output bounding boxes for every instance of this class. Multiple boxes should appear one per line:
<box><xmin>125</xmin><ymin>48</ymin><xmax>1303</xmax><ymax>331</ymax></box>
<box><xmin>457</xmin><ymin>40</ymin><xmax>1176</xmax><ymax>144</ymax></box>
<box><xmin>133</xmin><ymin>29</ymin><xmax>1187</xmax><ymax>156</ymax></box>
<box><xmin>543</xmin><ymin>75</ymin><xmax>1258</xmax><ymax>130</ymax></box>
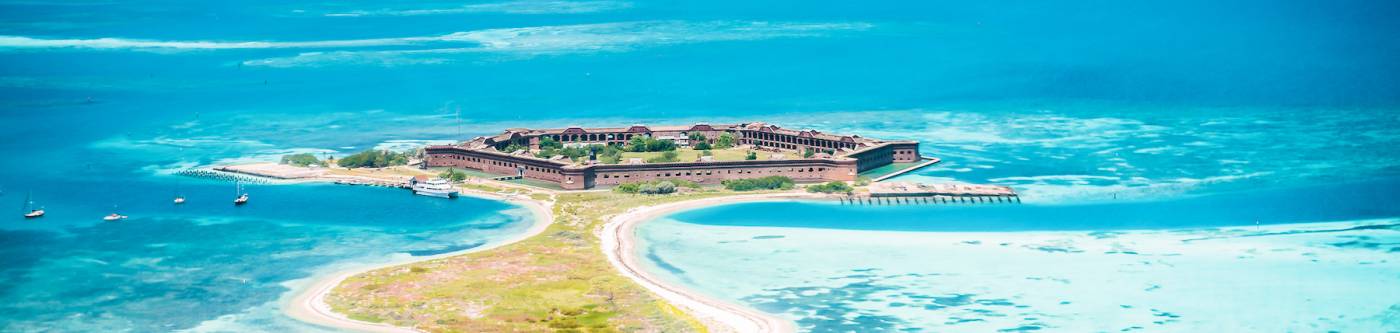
<box><xmin>324</xmin><ymin>0</ymin><xmax>632</xmax><ymax>17</ymax></box>
<box><xmin>0</xmin><ymin>20</ymin><xmax>871</xmax><ymax>68</ymax></box>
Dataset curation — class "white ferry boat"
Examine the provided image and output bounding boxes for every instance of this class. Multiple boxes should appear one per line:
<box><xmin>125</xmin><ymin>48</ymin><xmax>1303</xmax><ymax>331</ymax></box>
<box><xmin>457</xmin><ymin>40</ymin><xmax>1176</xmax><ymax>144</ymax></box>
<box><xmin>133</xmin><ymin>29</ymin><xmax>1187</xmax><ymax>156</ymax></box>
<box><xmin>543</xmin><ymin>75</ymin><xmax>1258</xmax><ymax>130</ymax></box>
<box><xmin>412</xmin><ymin>177</ymin><xmax>458</xmax><ymax>198</ymax></box>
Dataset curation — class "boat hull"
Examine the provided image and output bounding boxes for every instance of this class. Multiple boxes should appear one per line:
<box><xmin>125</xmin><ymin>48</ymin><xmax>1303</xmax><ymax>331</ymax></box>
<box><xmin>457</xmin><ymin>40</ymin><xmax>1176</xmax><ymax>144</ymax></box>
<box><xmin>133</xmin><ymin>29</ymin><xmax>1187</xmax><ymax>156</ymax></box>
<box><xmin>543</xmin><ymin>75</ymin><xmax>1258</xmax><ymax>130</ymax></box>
<box><xmin>414</xmin><ymin>190</ymin><xmax>458</xmax><ymax>199</ymax></box>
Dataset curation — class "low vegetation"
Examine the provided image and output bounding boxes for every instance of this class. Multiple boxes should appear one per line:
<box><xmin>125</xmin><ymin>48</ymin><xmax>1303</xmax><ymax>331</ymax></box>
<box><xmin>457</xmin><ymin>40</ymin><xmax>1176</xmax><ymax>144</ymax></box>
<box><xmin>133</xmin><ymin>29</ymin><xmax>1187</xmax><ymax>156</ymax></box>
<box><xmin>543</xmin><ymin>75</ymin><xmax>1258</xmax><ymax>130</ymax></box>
<box><xmin>327</xmin><ymin>191</ymin><xmax>728</xmax><ymax>332</ymax></box>
<box><xmin>806</xmin><ymin>181</ymin><xmax>853</xmax><ymax>194</ymax></box>
<box><xmin>855</xmin><ymin>176</ymin><xmax>873</xmax><ymax>186</ymax></box>
<box><xmin>280</xmin><ymin>153</ymin><xmax>326</xmax><ymax>167</ymax></box>
<box><xmin>645</xmin><ymin>150</ymin><xmax>680</xmax><ymax>163</ymax></box>
<box><xmin>499</xmin><ymin>143</ymin><xmax>528</xmax><ymax>154</ymax></box>
<box><xmin>613</xmin><ymin>179</ymin><xmax>702</xmax><ymax>195</ymax></box>
<box><xmin>439</xmin><ymin>168</ymin><xmax>468</xmax><ymax>182</ymax></box>
<box><xmin>622</xmin><ymin>148</ymin><xmax>763</xmax><ymax>163</ymax></box>
<box><xmin>722</xmin><ymin>176</ymin><xmax>794</xmax><ymax>191</ymax></box>
<box><xmin>336</xmin><ymin>149</ymin><xmax>410</xmax><ymax>168</ymax></box>
<box><xmin>537</xmin><ymin>142</ymin><xmax>623</xmax><ymax>164</ymax></box>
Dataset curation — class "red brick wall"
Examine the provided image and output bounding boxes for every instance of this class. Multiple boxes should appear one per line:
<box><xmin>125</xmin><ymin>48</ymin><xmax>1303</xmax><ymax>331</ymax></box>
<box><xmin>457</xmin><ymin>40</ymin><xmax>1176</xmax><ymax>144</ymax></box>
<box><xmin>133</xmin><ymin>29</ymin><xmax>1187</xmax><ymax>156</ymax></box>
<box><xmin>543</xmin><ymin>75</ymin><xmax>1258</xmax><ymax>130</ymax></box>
<box><xmin>426</xmin><ymin>147</ymin><xmax>567</xmax><ymax>182</ymax></box>
<box><xmin>589</xmin><ymin>160</ymin><xmax>857</xmax><ymax>186</ymax></box>
<box><xmin>429</xmin><ymin>146</ymin><xmax>866</xmax><ymax>189</ymax></box>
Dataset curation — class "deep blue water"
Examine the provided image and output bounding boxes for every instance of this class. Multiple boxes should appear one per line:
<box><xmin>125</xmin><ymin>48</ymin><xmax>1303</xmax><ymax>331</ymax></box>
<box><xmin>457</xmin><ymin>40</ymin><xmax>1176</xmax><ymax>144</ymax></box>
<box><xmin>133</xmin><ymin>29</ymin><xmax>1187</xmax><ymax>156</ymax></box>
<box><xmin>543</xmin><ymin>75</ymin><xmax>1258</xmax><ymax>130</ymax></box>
<box><xmin>0</xmin><ymin>180</ymin><xmax>529</xmax><ymax>332</ymax></box>
<box><xmin>2</xmin><ymin>0</ymin><xmax>1399</xmax><ymax>332</ymax></box>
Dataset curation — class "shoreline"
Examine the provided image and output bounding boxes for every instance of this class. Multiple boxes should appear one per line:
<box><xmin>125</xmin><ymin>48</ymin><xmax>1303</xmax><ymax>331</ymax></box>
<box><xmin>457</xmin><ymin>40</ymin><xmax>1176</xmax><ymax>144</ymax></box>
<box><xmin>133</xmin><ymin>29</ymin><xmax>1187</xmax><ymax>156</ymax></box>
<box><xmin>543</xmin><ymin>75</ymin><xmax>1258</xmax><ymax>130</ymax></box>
<box><xmin>602</xmin><ymin>193</ymin><xmax>833</xmax><ymax>333</ymax></box>
<box><xmin>282</xmin><ymin>189</ymin><xmax>555</xmax><ymax>333</ymax></box>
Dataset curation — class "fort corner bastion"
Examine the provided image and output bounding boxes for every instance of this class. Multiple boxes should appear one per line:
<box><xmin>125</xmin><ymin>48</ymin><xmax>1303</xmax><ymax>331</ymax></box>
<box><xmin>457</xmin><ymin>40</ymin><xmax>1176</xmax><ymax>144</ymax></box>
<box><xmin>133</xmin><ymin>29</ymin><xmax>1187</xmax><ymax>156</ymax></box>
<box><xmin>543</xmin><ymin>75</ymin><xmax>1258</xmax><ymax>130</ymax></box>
<box><xmin>425</xmin><ymin>122</ymin><xmax>922</xmax><ymax>190</ymax></box>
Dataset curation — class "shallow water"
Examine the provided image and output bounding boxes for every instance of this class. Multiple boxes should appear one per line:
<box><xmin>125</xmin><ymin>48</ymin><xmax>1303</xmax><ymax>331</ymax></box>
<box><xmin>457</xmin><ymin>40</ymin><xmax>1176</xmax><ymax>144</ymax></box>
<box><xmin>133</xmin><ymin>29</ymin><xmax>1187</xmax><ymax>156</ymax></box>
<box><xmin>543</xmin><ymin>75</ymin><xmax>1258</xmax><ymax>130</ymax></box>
<box><xmin>638</xmin><ymin>217</ymin><xmax>1400</xmax><ymax>332</ymax></box>
<box><xmin>3</xmin><ymin>0</ymin><xmax>1399</xmax><ymax>331</ymax></box>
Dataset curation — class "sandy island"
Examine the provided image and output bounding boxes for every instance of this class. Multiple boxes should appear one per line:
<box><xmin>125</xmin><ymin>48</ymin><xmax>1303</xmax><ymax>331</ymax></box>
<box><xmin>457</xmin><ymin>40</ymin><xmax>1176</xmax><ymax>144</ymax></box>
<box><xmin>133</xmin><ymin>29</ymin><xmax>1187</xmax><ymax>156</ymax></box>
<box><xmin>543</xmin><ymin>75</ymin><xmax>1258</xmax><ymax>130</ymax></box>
<box><xmin>282</xmin><ymin>189</ymin><xmax>555</xmax><ymax>333</ymax></box>
<box><xmin>256</xmin><ymin>163</ymin><xmax>837</xmax><ymax>333</ymax></box>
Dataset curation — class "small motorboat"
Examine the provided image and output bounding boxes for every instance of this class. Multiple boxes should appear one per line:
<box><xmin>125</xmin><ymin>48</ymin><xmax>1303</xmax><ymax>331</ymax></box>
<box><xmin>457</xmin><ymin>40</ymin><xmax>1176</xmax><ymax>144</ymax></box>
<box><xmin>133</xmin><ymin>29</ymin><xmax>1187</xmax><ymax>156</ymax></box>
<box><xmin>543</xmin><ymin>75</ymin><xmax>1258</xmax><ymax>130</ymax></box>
<box><xmin>103</xmin><ymin>213</ymin><xmax>128</xmax><ymax>221</ymax></box>
<box><xmin>174</xmin><ymin>196</ymin><xmax>186</xmax><ymax>204</ymax></box>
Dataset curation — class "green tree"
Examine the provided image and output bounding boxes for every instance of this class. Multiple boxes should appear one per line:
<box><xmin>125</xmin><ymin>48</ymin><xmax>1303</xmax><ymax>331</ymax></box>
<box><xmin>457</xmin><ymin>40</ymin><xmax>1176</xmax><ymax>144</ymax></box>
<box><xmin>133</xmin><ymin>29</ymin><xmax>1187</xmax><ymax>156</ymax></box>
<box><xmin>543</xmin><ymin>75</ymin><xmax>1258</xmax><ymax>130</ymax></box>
<box><xmin>439</xmin><ymin>168</ymin><xmax>467</xmax><ymax>182</ymax></box>
<box><xmin>804</xmin><ymin>148</ymin><xmax>816</xmax><ymax>158</ymax></box>
<box><xmin>715</xmin><ymin>132</ymin><xmax>736</xmax><ymax>149</ymax></box>
<box><xmin>281</xmin><ymin>153</ymin><xmax>325</xmax><ymax>167</ymax></box>
<box><xmin>745</xmin><ymin>151</ymin><xmax>758</xmax><ymax>160</ymax></box>
<box><xmin>337</xmin><ymin>149</ymin><xmax>411</xmax><ymax>168</ymax></box>
<box><xmin>626</xmin><ymin>136</ymin><xmax>649</xmax><ymax>152</ymax></box>
<box><xmin>598</xmin><ymin>145</ymin><xmax>623</xmax><ymax>164</ymax></box>
<box><xmin>687</xmin><ymin>132</ymin><xmax>708</xmax><ymax>149</ymax></box>
<box><xmin>538</xmin><ymin>136</ymin><xmax>562</xmax><ymax>149</ymax></box>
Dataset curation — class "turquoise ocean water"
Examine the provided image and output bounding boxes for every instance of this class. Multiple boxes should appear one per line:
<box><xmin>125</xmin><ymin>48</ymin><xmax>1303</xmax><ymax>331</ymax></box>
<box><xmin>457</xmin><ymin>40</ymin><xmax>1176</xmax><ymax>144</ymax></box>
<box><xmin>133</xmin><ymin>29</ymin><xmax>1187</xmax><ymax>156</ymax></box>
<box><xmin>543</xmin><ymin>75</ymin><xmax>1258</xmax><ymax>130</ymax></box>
<box><xmin>2</xmin><ymin>0</ymin><xmax>1399</xmax><ymax>331</ymax></box>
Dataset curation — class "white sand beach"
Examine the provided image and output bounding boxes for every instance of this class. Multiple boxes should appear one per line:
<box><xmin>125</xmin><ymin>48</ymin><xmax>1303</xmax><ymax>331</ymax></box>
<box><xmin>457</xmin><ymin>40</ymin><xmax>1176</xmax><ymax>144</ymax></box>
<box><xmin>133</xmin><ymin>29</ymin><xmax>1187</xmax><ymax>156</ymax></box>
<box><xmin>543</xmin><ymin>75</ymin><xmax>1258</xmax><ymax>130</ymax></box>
<box><xmin>601</xmin><ymin>193</ymin><xmax>835</xmax><ymax>333</ymax></box>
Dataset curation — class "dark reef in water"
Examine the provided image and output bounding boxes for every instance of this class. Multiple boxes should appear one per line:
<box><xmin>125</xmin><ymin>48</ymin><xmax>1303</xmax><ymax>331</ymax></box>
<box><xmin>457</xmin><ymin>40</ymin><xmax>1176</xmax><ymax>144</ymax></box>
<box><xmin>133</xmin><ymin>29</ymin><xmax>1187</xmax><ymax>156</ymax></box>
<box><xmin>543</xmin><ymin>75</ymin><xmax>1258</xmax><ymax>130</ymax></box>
<box><xmin>407</xmin><ymin>241</ymin><xmax>484</xmax><ymax>256</ymax></box>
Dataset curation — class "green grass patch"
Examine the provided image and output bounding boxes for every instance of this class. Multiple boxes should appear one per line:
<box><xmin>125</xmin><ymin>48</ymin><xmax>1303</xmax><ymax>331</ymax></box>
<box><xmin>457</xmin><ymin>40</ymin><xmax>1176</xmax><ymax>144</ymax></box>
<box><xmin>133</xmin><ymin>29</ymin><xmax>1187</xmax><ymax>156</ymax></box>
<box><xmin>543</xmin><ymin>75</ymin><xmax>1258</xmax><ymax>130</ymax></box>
<box><xmin>620</xmin><ymin>147</ymin><xmax>773</xmax><ymax>163</ymax></box>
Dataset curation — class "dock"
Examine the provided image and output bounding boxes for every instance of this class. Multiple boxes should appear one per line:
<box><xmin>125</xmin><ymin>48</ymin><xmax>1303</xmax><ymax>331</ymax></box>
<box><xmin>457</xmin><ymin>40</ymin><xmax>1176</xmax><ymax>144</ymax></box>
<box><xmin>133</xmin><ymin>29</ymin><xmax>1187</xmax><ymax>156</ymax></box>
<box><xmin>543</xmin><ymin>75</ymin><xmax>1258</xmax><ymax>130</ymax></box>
<box><xmin>214</xmin><ymin>163</ymin><xmax>327</xmax><ymax>179</ymax></box>
<box><xmin>325</xmin><ymin>175</ymin><xmax>410</xmax><ymax>189</ymax></box>
<box><xmin>841</xmin><ymin>181</ymin><xmax>1020</xmax><ymax>205</ymax></box>
<box><xmin>176</xmin><ymin>169</ymin><xmax>273</xmax><ymax>184</ymax></box>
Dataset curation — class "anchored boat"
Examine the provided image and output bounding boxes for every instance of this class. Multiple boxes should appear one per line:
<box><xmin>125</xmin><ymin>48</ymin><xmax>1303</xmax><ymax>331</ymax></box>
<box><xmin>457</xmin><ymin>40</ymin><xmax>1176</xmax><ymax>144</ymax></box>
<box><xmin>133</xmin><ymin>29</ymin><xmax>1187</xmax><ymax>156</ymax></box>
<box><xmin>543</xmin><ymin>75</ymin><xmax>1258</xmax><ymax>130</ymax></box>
<box><xmin>21</xmin><ymin>191</ymin><xmax>43</xmax><ymax>218</ymax></box>
<box><xmin>412</xmin><ymin>177</ymin><xmax>458</xmax><ymax>198</ymax></box>
<box><xmin>234</xmin><ymin>181</ymin><xmax>249</xmax><ymax>205</ymax></box>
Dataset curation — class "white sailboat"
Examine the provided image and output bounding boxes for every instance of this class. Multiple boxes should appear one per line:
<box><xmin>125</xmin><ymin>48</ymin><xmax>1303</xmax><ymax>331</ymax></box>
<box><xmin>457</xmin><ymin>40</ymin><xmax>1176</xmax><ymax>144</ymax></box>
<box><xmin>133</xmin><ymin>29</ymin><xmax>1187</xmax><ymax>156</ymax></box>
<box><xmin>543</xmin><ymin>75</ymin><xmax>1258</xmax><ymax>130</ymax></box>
<box><xmin>22</xmin><ymin>191</ymin><xmax>44</xmax><ymax>218</ymax></box>
<box><xmin>173</xmin><ymin>182</ymin><xmax>186</xmax><ymax>204</ymax></box>
<box><xmin>233</xmin><ymin>181</ymin><xmax>249</xmax><ymax>205</ymax></box>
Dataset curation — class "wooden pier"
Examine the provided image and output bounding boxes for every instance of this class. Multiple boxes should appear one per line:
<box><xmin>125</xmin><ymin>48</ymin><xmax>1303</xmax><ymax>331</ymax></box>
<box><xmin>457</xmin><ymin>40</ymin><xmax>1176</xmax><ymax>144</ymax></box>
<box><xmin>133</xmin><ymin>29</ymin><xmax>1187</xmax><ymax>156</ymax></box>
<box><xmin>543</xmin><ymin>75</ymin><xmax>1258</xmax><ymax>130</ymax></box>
<box><xmin>326</xmin><ymin>175</ymin><xmax>410</xmax><ymax>189</ymax></box>
<box><xmin>842</xmin><ymin>181</ymin><xmax>1020</xmax><ymax>205</ymax></box>
<box><xmin>214</xmin><ymin>163</ymin><xmax>326</xmax><ymax>179</ymax></box>
<box><xmin>176</xmin><ymin>169</ymin><xmax>273</xmax><ymax>184</ymax></box>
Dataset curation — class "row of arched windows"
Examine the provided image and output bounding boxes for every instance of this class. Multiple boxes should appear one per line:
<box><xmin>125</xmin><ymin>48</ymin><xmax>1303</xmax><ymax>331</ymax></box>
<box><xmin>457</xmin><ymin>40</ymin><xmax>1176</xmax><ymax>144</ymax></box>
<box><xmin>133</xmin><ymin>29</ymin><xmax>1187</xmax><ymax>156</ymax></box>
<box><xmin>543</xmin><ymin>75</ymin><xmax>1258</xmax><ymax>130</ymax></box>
<box><xmin>740</xmin><ymin>131</ymin><xmax>855</xmax><ymax>150</ymax></box>
<box><xmin>550</xmin><ymin>133</ymin><xmax>636</xmax><ymax>142</ymax></box>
